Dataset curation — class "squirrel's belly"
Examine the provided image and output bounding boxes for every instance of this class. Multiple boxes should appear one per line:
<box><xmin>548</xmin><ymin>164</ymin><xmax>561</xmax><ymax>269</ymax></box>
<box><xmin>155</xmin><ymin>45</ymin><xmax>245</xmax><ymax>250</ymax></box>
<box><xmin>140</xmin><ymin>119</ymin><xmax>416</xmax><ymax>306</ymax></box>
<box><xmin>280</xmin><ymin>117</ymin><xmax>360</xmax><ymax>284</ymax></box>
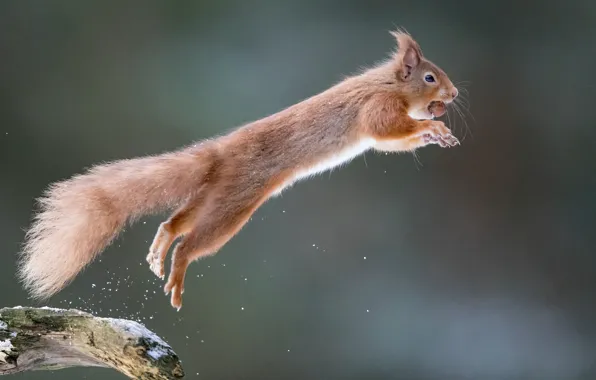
<box><xmin>270</xmin><ymin>138</ymin><xmax>375</xmax><ymax>197</ymax></box>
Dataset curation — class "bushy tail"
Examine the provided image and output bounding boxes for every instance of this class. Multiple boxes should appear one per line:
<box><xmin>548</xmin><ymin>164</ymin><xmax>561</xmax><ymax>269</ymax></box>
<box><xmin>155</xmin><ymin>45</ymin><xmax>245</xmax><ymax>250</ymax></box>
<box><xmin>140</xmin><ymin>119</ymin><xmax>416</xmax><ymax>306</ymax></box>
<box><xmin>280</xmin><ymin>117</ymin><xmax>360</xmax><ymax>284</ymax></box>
<box><xmin>18</xmin><ymin>145</ymin><xmax>211</xmax><ymax>300</ymax></box>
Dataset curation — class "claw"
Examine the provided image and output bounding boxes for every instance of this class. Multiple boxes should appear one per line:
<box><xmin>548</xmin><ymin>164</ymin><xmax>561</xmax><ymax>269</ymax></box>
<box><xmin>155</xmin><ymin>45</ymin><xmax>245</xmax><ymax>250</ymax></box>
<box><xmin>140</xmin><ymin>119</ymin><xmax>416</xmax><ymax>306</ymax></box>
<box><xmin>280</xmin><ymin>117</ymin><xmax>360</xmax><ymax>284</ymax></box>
<box><xmin>169</xmin><ymin>285</ymin><xmax>183</xmax><ymax>310</ymax></box>
<box><xmin>423</xmin><ymin>121</ymin><xmax>460</xmax><ymax>149</ymax></box>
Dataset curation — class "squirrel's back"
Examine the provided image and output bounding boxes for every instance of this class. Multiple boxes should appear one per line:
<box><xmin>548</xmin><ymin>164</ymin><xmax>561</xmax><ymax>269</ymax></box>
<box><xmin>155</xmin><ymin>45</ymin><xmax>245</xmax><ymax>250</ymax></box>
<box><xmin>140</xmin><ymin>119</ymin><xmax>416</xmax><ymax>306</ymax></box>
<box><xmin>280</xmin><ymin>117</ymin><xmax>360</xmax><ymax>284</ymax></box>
<box><xmin>216</xmin><ymin>75</ymin><xmax>379</xmax><ymax>194</ymax></box>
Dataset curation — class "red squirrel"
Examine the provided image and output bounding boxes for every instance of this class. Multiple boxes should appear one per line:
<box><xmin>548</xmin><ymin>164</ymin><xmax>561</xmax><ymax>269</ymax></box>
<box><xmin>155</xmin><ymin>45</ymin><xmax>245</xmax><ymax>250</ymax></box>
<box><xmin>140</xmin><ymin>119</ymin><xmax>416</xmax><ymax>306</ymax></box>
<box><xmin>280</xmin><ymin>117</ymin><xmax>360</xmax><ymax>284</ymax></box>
<box><xmin>19</xmin><ymin>30</ymin><xmax>461</xmax><ymax>310</ymax></box>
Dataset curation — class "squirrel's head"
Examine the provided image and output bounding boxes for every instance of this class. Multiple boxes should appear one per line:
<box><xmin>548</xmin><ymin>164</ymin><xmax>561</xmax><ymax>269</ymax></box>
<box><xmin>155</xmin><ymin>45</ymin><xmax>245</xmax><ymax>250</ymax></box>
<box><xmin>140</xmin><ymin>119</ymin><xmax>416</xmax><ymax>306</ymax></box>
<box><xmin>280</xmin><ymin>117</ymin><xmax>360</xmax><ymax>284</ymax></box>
<box><xmin>390</xmin><ymin>30</ymin><xmax>458</xmax><ymax>120</ymax></box>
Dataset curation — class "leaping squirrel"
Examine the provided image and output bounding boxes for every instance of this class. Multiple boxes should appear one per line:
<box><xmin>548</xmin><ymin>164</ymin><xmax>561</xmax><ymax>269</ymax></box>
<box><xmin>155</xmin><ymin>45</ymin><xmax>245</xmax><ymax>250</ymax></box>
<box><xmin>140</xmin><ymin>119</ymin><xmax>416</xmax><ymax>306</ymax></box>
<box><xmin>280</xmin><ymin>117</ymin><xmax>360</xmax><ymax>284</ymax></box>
<box><xmin>19</xmin><ymin>29</ymin><xmax>462</xmax><ymax>310</ymax></box>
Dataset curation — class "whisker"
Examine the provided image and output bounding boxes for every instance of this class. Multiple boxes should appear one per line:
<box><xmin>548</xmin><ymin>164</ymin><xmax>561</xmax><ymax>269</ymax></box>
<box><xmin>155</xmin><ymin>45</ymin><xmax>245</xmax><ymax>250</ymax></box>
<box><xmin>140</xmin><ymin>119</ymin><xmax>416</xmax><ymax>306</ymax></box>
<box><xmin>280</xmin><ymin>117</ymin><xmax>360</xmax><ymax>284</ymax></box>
<box><xmin>453</xmin><ymin>100</ymin><xmax>473</xmax><ymax>141</ymax></box>
<box><xmin>450</xmin><ymin>80</ymin><xmax>474</xmax><ymax>142</ymax></box>
<box><xmin>412</xmin><ymin>149</ymin><xmax>423</xmax><ymax>170</ymax></box>
<box><xmin>455</xmin><ymin>84</ymin><xmax>470</xmax><ymax>100</ymax></box>
<box><xmin>453</xmin><ymin>104</ymin><xmax>471</xmax><ymax>141</ymax></box>
<box><xmin>447</xmin><ymin>104</ymin><xmax>464</xmax><ymax>141</ymax></box>
<box><xmin>455</xmin><ymin>91</ymin><xmax>470</xmax><ymax>108</ymax></box>
<box><xmin>456</xmin><ymin>96</ymin><xmax>475</xmax><ymax>123</ymax></box>
<box><xmin>456</xmin><ymin>106</ymin><xmax>466</xmax><ymax>141</ymax></box>
<box><xmin>446</xmin><ymin>106</ymin><xmax>458</xmax><ymax>139</ymax></box>
<box><xmin>458</xmin><ymin>104</ymin><xmax>470</xmax><ymax>118</ymax></box>
<box><xmin>458</xmin><ymin>86</ymin><xmax>470</xmax><ymax>94</ymax></box>
<box><xmin>453</xmin><ymin>89</ymin><xmax>471</xmax><ymax>110</ymax></box>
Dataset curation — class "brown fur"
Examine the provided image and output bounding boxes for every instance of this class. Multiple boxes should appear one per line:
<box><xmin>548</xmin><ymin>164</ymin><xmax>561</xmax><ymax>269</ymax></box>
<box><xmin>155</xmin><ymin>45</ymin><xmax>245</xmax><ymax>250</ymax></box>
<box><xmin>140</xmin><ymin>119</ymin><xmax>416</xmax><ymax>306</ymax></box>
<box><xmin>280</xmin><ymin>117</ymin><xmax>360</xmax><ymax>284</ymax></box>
<box><xmin>19</xmin><ymin>30</ymin><xmax>460</xmax><ymax>310</ymax></box>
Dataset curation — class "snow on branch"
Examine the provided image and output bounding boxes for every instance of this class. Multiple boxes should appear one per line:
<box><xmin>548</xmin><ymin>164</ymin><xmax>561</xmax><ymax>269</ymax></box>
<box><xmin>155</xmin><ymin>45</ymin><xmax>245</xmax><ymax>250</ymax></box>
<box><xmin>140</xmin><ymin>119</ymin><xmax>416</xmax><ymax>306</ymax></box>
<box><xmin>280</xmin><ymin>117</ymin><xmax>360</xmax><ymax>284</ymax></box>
<box><xmin>0</xmin><ymin>306</ymin><xmax>184</xmax><ymax>379</ymax></box>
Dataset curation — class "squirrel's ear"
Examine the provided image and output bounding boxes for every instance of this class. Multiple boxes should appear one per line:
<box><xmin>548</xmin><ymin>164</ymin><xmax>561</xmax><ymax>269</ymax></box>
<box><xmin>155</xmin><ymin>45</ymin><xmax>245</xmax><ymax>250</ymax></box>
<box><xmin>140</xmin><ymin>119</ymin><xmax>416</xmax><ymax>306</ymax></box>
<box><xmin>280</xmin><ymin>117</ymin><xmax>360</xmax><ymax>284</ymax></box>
<box><xmin>391</xmin><ymin>30</ymin><xmax>423</xmax><ymax>80</ymax></box>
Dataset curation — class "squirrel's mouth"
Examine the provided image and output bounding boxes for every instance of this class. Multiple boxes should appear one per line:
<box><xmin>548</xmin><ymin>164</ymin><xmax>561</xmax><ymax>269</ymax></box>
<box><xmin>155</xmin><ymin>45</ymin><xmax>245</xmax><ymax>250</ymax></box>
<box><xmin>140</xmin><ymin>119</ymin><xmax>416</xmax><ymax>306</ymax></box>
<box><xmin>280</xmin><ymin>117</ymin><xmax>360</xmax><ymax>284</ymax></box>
<box><xmin>410</xmin><ymin>101</ymin><xmax>448</xmax><ymax>121</ymax></box>
<box><xmin>428</xmin><ymin>101</ymin><xmax>446</xmax><ymax>118</ymax></box>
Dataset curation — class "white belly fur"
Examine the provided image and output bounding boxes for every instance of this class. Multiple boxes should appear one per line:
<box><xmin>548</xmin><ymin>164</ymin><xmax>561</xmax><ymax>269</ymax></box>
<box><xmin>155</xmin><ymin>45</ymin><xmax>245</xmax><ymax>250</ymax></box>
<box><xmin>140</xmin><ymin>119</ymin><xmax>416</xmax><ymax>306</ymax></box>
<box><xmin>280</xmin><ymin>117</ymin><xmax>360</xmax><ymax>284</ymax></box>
<box><xmin>271</xmin><ymin>138</ymin><xmax>376</xmax><ymax>196</ymax></box>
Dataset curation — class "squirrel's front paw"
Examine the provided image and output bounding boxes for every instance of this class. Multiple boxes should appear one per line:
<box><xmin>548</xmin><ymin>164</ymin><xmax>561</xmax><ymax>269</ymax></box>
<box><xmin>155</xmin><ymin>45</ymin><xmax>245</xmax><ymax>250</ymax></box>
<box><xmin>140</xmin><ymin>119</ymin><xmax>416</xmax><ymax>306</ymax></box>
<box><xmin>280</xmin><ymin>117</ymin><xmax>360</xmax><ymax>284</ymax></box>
<box><xmin>422</xmin><ymin>121</ymin><xmax>459</xmax><ymax>148</ymax></box>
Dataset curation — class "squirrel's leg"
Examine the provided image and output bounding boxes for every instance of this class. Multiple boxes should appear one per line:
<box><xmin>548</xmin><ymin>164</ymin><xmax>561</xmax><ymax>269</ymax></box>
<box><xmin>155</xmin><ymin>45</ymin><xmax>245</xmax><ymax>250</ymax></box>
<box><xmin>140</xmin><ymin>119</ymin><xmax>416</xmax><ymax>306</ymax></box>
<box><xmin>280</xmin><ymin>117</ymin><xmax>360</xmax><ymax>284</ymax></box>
<box><xmin>374</xmin><ymin>131</ymin><xmax>458</xmax><ymax>153</ymax></box>
<box><xmin>371</xmin><ymin>118</ymin><xmax>459</xmax><ymax>152</ymax></box>
<box><xmin>361</xmin><ymin>96</ymin><xmax>459</xmax><ymax>149</ymax></box>
<box><xmin>164</xmin><ymin>192</ymin><xmax>264</xmax><ymax>310</ymax></box>
<box><xmin>146</xmin><ymin>193</ymin><xmax>208</xmax><ymax>279</ymax></box>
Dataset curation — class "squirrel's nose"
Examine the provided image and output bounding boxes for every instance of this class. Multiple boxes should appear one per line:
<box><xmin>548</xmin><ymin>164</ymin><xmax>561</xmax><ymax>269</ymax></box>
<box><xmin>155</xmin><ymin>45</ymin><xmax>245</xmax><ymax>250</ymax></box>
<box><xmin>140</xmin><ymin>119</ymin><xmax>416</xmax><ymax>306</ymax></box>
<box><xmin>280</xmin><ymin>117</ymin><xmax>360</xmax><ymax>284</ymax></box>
<box><xmin>451</xmin><ymin>88</ymin><xmax>459</xmax><ymax>99</ymax></box>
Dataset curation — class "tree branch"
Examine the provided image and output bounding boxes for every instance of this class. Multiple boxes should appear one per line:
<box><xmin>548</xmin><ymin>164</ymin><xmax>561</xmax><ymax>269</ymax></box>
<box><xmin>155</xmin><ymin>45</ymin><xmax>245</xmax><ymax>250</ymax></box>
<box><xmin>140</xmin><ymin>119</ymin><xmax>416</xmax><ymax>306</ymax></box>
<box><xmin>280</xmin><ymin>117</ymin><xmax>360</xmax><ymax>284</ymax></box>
<box><xmin>0</xmin><ymin>306</ymin><xmax>184</xmax><ymax>379</ymax></box>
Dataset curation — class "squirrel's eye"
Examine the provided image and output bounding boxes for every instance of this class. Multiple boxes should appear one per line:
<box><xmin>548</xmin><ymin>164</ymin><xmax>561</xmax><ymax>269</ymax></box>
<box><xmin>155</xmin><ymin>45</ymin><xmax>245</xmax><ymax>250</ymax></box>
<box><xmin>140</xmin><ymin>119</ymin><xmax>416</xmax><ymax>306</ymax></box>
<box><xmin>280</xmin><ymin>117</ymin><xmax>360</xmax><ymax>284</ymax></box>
<box><xmin>424</xmin><ymin>74</ymin><xmax>435</xmax><ymax>83</ymax></box>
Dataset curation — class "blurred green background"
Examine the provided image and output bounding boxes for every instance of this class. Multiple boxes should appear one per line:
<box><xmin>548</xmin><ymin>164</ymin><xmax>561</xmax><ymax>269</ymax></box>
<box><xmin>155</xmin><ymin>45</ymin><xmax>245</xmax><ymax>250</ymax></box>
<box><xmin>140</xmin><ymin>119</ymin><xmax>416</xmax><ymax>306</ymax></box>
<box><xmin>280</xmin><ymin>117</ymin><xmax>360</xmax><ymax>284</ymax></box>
<box><xmin>2</xmin><ymin>1</ymin><xmax>596</xmax><ymax>379</ymax></box>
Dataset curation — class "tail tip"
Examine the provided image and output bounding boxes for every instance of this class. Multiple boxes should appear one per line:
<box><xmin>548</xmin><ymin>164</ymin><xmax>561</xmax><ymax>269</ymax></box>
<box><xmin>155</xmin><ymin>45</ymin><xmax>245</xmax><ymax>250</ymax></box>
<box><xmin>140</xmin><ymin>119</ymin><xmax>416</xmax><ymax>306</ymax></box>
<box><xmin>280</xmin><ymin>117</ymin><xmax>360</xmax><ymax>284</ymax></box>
<box><xmin>17</xmin><ymin>264</ymin><xmax>58</xmax><ymax>303</ymax></box>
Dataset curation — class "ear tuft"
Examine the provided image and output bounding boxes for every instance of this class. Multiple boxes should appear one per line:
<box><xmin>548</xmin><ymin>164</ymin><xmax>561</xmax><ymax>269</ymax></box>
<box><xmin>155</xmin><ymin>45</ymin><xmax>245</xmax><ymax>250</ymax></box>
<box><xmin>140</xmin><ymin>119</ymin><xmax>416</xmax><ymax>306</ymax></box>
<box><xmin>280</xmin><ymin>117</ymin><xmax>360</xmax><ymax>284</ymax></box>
<box><xmin>390</xmin><ymin>28</ymin><xmax>423</xmax><ymax>80</ymax></box>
